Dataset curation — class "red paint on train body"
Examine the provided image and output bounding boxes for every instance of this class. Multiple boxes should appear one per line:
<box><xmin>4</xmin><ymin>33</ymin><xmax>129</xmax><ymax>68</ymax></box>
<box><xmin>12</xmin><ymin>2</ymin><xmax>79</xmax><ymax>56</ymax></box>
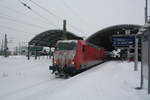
<box><xmin>49</xmin><ymin>40</ymin><xmax>106</xmax><ymax>76</ymax></box>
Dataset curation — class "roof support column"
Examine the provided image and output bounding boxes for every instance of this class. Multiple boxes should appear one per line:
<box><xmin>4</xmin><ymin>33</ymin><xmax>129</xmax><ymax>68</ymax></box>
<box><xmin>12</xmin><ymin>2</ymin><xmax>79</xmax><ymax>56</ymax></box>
<box><xmin>27</xmin><ymin>43</ymin><xmax>30</xmax><ymax>60</ymax></box>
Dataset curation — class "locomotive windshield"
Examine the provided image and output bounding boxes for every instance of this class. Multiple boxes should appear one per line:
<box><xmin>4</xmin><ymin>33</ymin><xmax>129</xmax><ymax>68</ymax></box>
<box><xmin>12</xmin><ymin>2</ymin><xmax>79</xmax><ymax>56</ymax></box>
<box><xmin>56</xmin><ymin>42</ymin><xmax>76</xmax><ymax>50</ymax></box>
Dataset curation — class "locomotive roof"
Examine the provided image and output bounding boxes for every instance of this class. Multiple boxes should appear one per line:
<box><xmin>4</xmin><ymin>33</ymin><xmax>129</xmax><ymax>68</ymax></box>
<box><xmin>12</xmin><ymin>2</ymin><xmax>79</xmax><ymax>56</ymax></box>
<box><xmin>57</xmin><ymin>40</ymin><xmax>78</xmax><ymax>43</ymax></box>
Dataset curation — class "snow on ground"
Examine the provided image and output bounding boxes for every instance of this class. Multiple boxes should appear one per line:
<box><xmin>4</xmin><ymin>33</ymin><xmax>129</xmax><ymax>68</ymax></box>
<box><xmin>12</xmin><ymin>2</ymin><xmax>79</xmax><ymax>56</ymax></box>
<box><xmin>0</xmin><ymin>56</ymin><xmax>150</xmax><ymax>100</ymax></box>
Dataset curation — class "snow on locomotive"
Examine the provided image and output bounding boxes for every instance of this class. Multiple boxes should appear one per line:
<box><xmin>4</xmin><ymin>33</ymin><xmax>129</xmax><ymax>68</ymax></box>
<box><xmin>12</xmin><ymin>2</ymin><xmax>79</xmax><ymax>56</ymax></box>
<box><xmin>49</xmin><ymin>40</ymin><xmax>106</xmax><ymax>77</ymax></box>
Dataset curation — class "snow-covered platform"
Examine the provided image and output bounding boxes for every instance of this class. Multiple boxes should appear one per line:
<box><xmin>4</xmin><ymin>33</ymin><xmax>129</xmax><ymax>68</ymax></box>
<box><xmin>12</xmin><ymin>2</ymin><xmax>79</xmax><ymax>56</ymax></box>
<box><xmin>0</xmin><ymin>56</ymin><xmax>149</xmax><ymax>100</ymax></box>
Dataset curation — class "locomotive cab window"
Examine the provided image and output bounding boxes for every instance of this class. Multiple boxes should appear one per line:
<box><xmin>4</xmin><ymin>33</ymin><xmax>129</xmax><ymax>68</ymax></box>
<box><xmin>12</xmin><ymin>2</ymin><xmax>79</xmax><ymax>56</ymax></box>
<box><xmin>55</xmin><ymin>42</ymin><xmax>76</xmax><ymax>50</ymax></box>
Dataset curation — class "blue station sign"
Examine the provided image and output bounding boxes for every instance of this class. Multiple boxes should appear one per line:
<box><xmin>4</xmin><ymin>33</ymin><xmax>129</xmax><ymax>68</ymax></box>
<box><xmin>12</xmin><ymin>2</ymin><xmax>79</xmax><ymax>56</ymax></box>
<box><xmin>112</xmin><ymin>36</ymin><xmax>135</xmax><ymax>46</ymax></box>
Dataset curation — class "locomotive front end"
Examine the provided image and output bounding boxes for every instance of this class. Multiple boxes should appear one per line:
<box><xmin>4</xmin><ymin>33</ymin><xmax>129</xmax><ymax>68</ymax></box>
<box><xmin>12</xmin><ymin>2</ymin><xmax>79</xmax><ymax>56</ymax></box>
<box><xmin>49</xmin><ymin>40</ymin><xmax>77</xmax><ymax>76</ymax></box>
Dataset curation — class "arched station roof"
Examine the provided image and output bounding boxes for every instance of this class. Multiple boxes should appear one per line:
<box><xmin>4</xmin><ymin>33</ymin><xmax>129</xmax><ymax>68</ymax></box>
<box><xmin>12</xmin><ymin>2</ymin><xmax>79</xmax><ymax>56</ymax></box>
<box><xmin>86</xmin><ymin>24</ymin><xmax>141</xmax><ymax>51</ymax></box>
<box><xmin>29</xmin><ymin>29</ymin><xmax>83</xmax><ymax>47</ymax></box>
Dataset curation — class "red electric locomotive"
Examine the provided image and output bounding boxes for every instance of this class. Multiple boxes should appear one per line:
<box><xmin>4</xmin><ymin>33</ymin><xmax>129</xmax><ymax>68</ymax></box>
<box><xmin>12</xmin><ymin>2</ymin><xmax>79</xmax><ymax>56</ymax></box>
<box><xmin>49</xmin><ymin>40</ymin><xmax>106</xmax><ymax>77</ymax></box>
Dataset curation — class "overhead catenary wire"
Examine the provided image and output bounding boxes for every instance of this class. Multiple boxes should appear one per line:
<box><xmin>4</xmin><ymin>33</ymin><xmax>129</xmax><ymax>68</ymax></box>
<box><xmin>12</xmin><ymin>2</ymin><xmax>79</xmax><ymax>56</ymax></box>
<box><xmin>0</xmin><ymin>4</ymin><xmax>56</xmax><ymax>27</ymax></box>
<box><xmin>29</xmin><ymin>0</ymin><xmax>63</xmax><ymax>20</ymax></box>
<box><xmin>57</xmin><ymin>0</ymin><xmax>101</xmax><ymax>33</ymax></box>
<box><xmin>59</xmin><ymin>0</ymin><xmax>101</xmax><ymax>31</ymax></box>
<box><xmin>0</xmin><ymin>15</ymin><xmax>48</xmax><ymax>29</ymax></box>
<box><xmin>57</xmin><ymin>0</ymin><xmax>91</xmax><ymax>27</ymax></box>
<box><xmin>28</xmin><ymin>0</ymin><xmax>84</xmax><ymax>33</ymax></box>
<box><xmin>0</xmin><ymin>24</ymin><xmax>32</xmax><ymax>34</ymax></box>
<box><xmin>31</xmin><ymin>10</ymin><xmax>59</xmax><ymax>28</ymax></box>
<box><xmin>18</xmin><ymin>0</ymin><xmax>59</xmax><ymax>28</ymax></box>
<box><xmin>0</xmin><ymin>24</ymin><xmax>37</xmax><ymax>49</ymax></box>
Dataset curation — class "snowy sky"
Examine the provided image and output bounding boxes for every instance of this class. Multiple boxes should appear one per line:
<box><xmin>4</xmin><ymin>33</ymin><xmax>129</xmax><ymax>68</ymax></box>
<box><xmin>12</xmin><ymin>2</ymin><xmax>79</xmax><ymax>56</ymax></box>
<box><xmin>0</xmin><ymin>0</ymin><xmax>146</xmax><ymax>49</ymax></box>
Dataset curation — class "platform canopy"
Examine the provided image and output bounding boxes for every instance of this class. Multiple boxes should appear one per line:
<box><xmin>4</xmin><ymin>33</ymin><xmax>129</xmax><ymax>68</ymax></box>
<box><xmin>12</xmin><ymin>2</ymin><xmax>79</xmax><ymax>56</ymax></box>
<box><xmin>29</xmin><ymin>29</ymin><xmax>83</xmax><ymax>47</ymax></box>
<box><xmin>86</xmin><ymin>24</ymin><xmax>142</xmax><ymax>51</ymax></box>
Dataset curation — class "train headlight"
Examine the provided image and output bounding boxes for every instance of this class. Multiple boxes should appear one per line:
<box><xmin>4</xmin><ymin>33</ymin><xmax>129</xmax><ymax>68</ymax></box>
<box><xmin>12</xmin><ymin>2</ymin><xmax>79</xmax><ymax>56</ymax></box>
<box><xmin>71</xmin><ymin>60</ymin><xmax>75</xmax><ymax>65</ymax></box>
<box><xmin>54</xmin><ymin>60</ymin><xmax>57</xmax><ymax>64</ymax></box>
